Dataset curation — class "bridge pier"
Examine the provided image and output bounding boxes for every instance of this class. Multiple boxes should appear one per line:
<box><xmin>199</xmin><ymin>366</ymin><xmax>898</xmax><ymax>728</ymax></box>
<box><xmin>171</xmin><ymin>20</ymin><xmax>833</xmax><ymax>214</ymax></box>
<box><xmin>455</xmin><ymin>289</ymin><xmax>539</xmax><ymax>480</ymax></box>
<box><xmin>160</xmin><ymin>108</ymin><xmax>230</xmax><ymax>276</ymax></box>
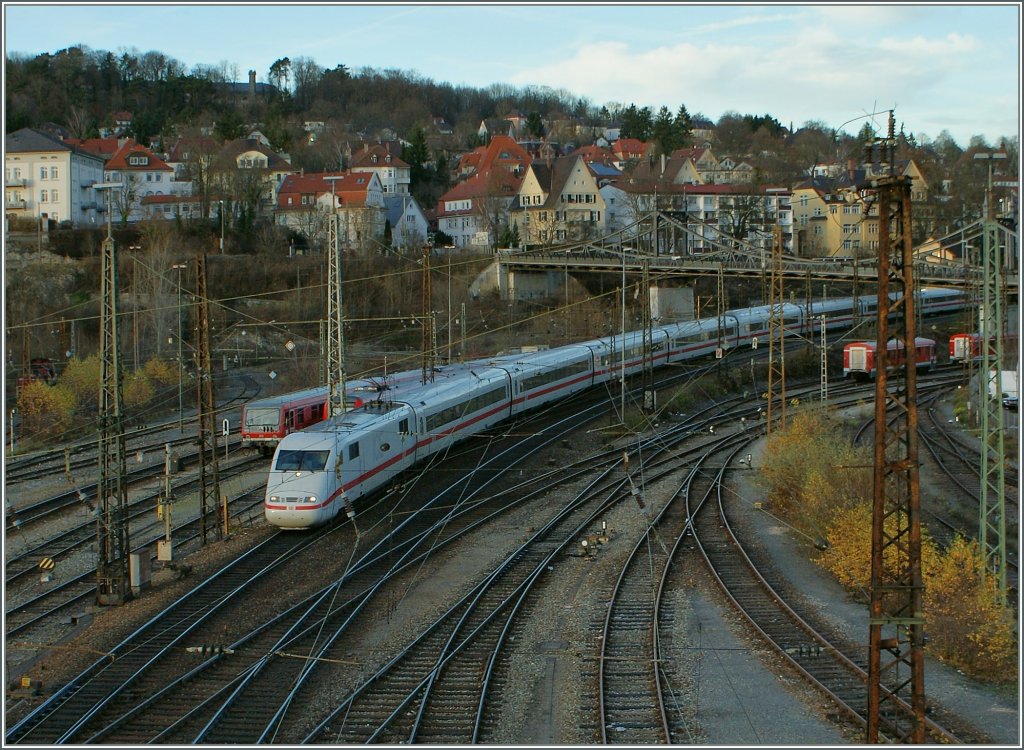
<box><xmin>472</xmin><ymin>259</ymin><xmax>695</xmax><ymax>322</ymax></box>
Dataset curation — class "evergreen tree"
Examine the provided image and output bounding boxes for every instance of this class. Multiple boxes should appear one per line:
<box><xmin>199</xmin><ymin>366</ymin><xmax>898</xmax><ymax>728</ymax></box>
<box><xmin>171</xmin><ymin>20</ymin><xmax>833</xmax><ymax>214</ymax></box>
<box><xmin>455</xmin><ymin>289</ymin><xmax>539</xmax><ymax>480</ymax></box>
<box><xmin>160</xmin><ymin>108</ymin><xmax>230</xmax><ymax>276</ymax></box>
<box><xmin>674</xmin><ymin>104</ymin><xmax>693</xmax><ymax>144</ymax></box>
<box><xmin>525</xmin><ymin>111</ymin><xmax>545</xmax><ymax>139</ymax></box>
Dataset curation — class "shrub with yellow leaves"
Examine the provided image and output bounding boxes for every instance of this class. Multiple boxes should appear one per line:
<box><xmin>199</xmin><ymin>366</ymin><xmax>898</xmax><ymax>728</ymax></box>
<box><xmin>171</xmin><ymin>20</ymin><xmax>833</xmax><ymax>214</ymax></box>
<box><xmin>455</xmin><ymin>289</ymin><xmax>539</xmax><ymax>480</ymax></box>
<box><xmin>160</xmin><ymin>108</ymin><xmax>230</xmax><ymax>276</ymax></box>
<box><xmin>924</xmin><ymin>536</ymin><xmax>1017</xmax><ymax>679</ymax></box>
<box><xmin>15</xmin><ymin>380</ymin><xmax>77</xmax><ymax>440</ymax></box>
<box><xmin>143</xmin><ymin>357</ymin><xmax>177</xmax><ymax>386</ymax></box>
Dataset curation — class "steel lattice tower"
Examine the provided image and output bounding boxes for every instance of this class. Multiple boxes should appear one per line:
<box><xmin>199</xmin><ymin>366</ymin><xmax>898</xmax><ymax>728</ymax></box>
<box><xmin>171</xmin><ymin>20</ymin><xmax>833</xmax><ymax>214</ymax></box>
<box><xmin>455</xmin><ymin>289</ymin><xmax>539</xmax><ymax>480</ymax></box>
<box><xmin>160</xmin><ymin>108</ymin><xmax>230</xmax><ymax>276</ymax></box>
<box><xmin>325</xmin><ymin>186</ymin><xmax>347</xmax><ymax>416</ymax></box>
<box><xmin>866</xmin><ymin>114</ymin><xmax>926</xmax><ymax>743</ymax></box>
<box><xmin>193</xmin><ymin>251</ymin><xmax>222</xmax><ymax>543</ymax></box>
<box><xmin>96</xmin><ymin>215</ymin><xmax>131</xmax><ymax>605</ymax></box>
<box><xmin>766</xmin><ymin>224</ymin><xmax>786</xmax><ymax>434</ymax></box>
<box><xmin>421</xmin><ymin>243</ymin><xmax>436</xmax><ymax>384</ymax></box>
<box><xmin>979</xmin><ymin>217</ymin><xmax>1007</xmax><ymax>601</ymax></box>
<box><xmin>641</xmin><ymin>260</ymin><xmax>656</xmax><ymax>413</ymax></box>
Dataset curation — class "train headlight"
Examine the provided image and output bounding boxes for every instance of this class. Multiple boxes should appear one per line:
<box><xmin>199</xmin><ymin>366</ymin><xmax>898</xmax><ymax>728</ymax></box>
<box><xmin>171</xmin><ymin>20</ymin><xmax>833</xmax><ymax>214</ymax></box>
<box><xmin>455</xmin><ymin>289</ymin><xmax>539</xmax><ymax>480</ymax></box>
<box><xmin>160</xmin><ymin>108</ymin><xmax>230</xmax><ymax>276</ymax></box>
<box><xmin>269</xmin><ymin>495</ymin><xmax>279</xmax><ymax>503</ymax></box>
<box><xmin>305</xmin><ymin>496</ymin><xmax>317</xmax><ymax>503</ymax></box>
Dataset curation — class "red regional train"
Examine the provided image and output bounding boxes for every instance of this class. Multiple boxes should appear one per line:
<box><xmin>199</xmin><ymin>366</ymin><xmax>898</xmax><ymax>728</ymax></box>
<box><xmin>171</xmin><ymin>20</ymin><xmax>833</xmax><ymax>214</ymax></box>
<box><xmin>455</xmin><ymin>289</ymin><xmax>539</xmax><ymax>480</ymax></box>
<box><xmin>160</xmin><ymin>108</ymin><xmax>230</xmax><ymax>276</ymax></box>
<box><xmin>949</xmin><ymin>332</ymin><xmax>1018</xmax><ymax>364</ymax></box>
<box><xmin>843</xmin><ymin>337</ymin><xmax>938</xmax><ymax>379</ymax></box>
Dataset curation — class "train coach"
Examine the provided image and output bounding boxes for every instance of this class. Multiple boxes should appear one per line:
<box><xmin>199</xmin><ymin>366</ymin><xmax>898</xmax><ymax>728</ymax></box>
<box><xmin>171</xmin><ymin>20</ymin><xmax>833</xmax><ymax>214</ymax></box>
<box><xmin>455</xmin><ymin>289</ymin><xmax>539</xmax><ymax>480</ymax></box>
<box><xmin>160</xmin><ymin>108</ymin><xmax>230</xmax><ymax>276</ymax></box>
<box><xmin>241</xmin><ymin>387</ymin><xmax>329</xmax><ymax>453</ymax></box>
<box><xmin>266</xmin><ymin>287</ymin><xmax>970</xmax><ymax>529</ymax></box>
<box><xmin>949</xmin><ymin>331</ymin><xmax>1019</xmax><ymax>364</ymax></box>
<box><xmin>843</xmin><ymin>337</ymin><xmax>938</xmax><ymax>379</ymax></box>
<box><xmin>266</xmin><ymin>367</ymin><xmax>513</xmax><ymax>528</ymax></box>
<box><xmin>241</xmin><ymin>364</ymin><xmax>483</xmax><ymax>452</ymax></box>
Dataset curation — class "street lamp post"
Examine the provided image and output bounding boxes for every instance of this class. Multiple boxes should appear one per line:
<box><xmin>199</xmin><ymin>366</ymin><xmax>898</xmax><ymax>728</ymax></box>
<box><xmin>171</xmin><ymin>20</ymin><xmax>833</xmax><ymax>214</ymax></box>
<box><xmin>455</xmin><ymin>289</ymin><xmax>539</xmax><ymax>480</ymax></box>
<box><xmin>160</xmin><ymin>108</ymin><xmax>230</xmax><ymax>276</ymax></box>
<box><xmin>218</xmin><ymin>200</ymin><xmax>226</xmax><ymax>254</ymax></box>
<box><xmin>171</xmin><ymin>263</ymin><xmax>187</xmax><ymax>432</ymax></box>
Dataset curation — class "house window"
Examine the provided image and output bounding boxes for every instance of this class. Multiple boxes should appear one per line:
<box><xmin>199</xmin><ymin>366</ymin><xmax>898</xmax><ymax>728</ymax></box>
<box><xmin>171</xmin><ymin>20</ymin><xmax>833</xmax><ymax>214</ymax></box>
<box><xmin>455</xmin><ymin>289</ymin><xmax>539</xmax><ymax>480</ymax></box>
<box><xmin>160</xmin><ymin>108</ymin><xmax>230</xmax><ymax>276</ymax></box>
<box><xmin>829</xmin><ymin>206</ymin><xmax>837</xmax><ymax>214</ymax></box>
<box><xmin>51</xmin><ymin>189</ymin><xmax>58</xmax><ymax>203</ymax></box>
<box><xmin>40</xmin><ymin>189</ymin><xmax>48</xmax><ymax>202</ymax></box>
<box><xmin>147</xmin><ymin>174</ymin><xmax>153</xmax><ymax>182</ymax></box>
<box><xmin>843</xmin><ymin>223</ymin><xmax>854</xmax><ymax>234</ymax></box>
<box><xmin>813</xmin><ymin>207</ymin><xmax>823</xmax><ymax>217</ymax></box>
<box><xmin>40</xmin><ymin>167</ymin><xmax>48</xmax><ymax>179</ymax></box>
<box><xmin>128</xmin><ymin>155</ymin><xmax>148</xmax><ymax>166</ymax></box>
<box><xmin>50</xmin><ymin>167</ymin><xmax>58</xmax><ymax>180</ymax></box>
<box><xmin>842</xmin><ymin>239</ymin><xmax>852</xmax><ymax>250</ymax></box>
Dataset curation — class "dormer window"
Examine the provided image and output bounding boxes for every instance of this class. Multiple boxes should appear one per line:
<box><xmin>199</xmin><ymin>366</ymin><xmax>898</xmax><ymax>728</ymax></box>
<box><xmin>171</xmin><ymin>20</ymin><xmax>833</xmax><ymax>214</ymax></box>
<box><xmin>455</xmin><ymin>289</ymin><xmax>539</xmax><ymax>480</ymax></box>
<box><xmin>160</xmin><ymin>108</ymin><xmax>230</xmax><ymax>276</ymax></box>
<box><xmin>371</xmin><ymin>154</ymin><xmax>378</xmax><ymax>163</ymax></box>
<box><xmin>129</xmin><ymin>155</ymin><xmax>149</xmax><ymax>166</ymax></box>
<box><xmin>385</xmin><ymin>155</ymin><xmax>391</xmax><ymax>163</ymax></box>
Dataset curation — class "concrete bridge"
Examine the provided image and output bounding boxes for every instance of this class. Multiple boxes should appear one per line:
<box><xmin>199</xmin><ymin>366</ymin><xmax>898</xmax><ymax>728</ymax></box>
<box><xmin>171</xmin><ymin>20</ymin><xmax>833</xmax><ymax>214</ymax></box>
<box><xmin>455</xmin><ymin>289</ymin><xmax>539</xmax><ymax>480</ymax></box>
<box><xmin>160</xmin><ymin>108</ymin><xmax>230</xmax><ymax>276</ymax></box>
<box><xmin>474</xmin><ymin>212</ymin><xmax>1018</xmax><ymax>303</ymax></box>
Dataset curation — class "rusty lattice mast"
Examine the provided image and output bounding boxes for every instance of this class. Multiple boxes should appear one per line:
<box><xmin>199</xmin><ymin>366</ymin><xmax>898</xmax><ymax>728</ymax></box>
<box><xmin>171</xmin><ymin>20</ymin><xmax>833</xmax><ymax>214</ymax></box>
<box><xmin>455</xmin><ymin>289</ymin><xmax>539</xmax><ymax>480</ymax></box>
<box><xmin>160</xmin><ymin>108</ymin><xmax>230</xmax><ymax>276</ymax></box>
<box><xmin>193</xmin><ymin>250</ymin><xmax>222</xmax><ymax>543</ymax></box>
<box><xmin>95</xmin><ymin>183</ymin><xmax>131</xmax><ymax>605</ymax></box>
<box><xmin>765</xmin><ymin>223</ymin><xmax>786</xmax><ymax>434</ymax></box>
<box><xmin>866</xmin><ymin>112</ymin><xmax>926</xmax><ymax>744</ymax></box>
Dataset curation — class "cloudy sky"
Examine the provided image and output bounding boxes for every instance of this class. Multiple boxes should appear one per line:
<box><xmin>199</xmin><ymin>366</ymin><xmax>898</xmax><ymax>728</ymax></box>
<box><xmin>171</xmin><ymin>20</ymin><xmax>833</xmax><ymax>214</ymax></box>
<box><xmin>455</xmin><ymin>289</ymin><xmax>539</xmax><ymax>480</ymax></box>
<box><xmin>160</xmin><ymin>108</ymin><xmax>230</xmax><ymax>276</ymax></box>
<box><xmin>4</xmin><ymin>2</ymin><xmax>1020</xmax><ymax>147</ymax></box>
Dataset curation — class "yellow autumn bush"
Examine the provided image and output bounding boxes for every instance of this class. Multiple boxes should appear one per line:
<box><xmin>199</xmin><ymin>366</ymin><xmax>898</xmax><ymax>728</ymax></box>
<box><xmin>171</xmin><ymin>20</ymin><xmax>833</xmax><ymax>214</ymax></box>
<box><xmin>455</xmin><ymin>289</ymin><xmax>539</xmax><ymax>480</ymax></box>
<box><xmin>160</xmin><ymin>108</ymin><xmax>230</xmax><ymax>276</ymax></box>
<box><xmin>123</xmin><ymin>369</ymin><xmax>156</xmax><ymax>409</ymax></box>
<box><xmin>60</xmin><ymin>355</ymin><xmax>102</xmax><ymax>407</ymax></box>
<box><xmin>143</xmin><ymin>357</ymin><xmax>177</xmax><ymax>386</ymax></box>
<box><xmin>15</xmin><ymin>380</ymin><xmax>77</xmax><ymax>440</ymax></box>
<box><xmin>760</xmin><ymin>412</ymin><xmax>1015</xmax><ymax>682</ymax></box>
<box><xmin>924</xmin><ymin>536</ymin><xmax>1016</xmax><ymax>678</ymax></box>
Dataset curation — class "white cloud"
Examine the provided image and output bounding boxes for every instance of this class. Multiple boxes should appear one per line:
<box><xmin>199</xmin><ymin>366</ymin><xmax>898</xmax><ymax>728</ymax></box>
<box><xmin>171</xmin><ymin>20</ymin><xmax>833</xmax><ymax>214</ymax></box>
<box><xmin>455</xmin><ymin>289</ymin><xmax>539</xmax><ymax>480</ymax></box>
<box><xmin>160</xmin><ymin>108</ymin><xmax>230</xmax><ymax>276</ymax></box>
<box><xmin>507</xmin><ymin>19</ymin><xmax>1015</xmax><ymax>147</ymax></box>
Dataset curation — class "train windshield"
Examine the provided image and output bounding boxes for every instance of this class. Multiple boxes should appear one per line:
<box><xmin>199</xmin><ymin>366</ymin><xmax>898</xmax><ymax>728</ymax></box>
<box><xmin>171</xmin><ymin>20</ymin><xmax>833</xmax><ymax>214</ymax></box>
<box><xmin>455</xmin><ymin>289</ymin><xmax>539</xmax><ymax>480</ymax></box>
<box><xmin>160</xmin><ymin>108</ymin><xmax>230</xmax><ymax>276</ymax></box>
<box><xmin>245</xmin><ymin>407</ymin><xmax>281</xmax><ymax>429</ymax></box>
<box><xmin>274</xmin><ymin>449</ymin><xmax>331</xmax><ymax>471</ymax></box>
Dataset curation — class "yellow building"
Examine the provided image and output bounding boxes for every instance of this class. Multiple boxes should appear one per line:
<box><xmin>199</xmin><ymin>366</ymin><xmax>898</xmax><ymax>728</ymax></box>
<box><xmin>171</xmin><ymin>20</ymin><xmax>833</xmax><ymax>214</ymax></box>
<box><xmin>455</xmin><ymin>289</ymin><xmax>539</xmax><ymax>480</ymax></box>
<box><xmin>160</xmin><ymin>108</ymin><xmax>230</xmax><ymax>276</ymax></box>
<box><xmin>791</xmin><ymin>159</ymin><xmax>931</xmax><ymax>258</ymax></box>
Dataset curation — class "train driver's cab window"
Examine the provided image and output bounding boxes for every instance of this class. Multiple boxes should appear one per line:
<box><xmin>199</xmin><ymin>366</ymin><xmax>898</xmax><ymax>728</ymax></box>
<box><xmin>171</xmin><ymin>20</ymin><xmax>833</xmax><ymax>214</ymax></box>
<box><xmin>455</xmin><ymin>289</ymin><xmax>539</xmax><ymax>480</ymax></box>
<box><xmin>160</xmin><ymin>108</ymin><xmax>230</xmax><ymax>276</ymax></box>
<box><xmin>245</xmin><ymin>407</ymin><xmax>281</xmax><ymax>429</ymax></box>
<box><xmin>275</xmin><ymin>449</ymin><xmax>330</xmax><ymax>471</ymax></box>
<box><xmin>399</xmin><ymin>418</ymin><xmax>409</xmax><ymax>434</ymax></box>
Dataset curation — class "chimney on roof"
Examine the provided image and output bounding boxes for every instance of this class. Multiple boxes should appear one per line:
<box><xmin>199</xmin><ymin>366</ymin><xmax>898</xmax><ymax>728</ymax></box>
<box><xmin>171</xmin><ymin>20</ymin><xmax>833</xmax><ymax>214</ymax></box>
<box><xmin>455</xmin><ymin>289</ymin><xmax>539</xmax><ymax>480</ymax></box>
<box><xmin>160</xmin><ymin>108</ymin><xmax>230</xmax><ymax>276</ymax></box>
<box><xmin>249</xmin><ymin>70</ymin><xmax>256</xmax><ymax>97</ymax></box>
<box><xmin>660</xmin><ymin>153</ymin><xmax>666</xmax><ymax>176</ymax></box>
<box><xmin>848</xmin><ymin>159</ymin><xmax>855</xmax><ymax>180</ymax></box>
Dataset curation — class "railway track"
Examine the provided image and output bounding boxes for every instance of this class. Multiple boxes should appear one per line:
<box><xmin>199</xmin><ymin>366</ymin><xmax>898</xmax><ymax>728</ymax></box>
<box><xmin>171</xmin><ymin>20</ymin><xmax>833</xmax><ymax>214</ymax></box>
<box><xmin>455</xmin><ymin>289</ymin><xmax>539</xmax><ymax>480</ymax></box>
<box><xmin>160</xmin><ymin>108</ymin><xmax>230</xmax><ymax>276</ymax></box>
<box><xmin>4</xmin><ymin>481</ymin><xmax>268</xmax><ymax>643</ymax></box>
<box><xmin>5</xmin><ymin>365</ymin><xmax>1001</xmax><ymax>744</ymax></box>
<box><xmin>4</xmin><ymin>527</ymin><xmax>334</xmax><ymax>745</ymax></box>
<box><xmin>4</xmin><ymin>454</ymin><xmax>265</xmax><ymax>591</ymax></box>
<box><xmin>5</xmin><ymin>384</ymin><xmax>625</xmax><ymax>744</ymax></box>
<box><xmin>4</xmin><ymin>372</ymin><xmax>261</xmax><ymax>484</ymax></box>
<box><xmin>688</xmin><ymin>430</ymin><xmax>965</xmax><ymax>744</ymax></box>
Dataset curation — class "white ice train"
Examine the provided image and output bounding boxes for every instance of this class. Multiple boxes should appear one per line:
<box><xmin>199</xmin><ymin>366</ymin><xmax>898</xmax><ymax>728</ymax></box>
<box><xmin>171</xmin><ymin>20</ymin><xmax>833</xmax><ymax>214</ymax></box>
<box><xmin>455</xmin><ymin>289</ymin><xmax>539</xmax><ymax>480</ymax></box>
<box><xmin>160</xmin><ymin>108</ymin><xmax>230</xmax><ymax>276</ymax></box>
<box><xmin>265</xmin><ymin>287</ymin><xmax>968</xmax><ymax>528</ymax></box>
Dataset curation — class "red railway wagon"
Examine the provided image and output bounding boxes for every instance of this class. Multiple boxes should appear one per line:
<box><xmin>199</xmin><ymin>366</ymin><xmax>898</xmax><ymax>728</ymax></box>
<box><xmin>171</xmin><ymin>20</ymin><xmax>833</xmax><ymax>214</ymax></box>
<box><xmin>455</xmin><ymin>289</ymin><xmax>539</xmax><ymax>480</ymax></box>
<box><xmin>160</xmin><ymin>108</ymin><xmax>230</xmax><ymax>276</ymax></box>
<box><xmin>950</xmin><ymin>332</ymin><xmax>1018</xmax><ymax>363</ymax></box>
<box><xmin>241</xmin><ymin>387</ymin><xmax>329</xmax><ymax>452</ymax></box>
<box><xmin>843</xmin><ymin>337</ymin><xmax>937</xmax><ymax>379</ymax></box>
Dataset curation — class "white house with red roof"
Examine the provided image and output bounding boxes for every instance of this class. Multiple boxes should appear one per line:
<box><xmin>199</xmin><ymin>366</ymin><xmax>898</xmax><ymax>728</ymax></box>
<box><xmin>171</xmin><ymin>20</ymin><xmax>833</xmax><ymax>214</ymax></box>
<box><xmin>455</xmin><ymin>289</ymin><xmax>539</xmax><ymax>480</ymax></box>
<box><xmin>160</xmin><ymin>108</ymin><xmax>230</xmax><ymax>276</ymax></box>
<box><xmin>349</xmin><ymin>143</ymin><xmax>411</xmax><ymax>195</ymax></box>
<box><xmin>102</xmin><ymin>139</ymin><xmax>186</xmax><ymax>223</ymax></box>
<box><xmin>454</xmin><ymin>135</ymin><xmax>531</xmax><ymax>182</ymax></box>
<box><xmin>275</xmin><ymin>170</ymin><xmax>386</xmax><ymax>251</ymax></box>
<box><xmin>610</xmin><ymin>138</ymin><xmax>652</xmax><ymax>169</ymax></box>
<box><xmin>436</xmin><ymin>166</ymin><xmax>522</xmax><ymax>248</ymax></box>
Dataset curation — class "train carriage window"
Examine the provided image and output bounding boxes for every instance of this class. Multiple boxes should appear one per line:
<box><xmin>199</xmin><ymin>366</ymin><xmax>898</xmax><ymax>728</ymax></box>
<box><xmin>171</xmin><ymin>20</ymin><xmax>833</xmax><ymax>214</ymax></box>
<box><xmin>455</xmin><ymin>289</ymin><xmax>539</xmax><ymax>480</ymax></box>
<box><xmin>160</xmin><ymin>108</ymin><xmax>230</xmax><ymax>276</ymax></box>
<box><xmin>245</xmin><ymin>407</ymin><xmax>281</xmax><ymax>429</ymax></box>
<box><xmin>349</xmin><ymin>442</ymin><xmax>360</xmax><ymax>460</ymax></box>
<box><xmin>399</xmin><ymin>418</ymin><xmax>409</xmax><ymax>434</ymax></box>
<box><xmin>285</xmin><ymin>411</ymin><xmax>294</xmax><ymax>430</ymax></box>
<box><xmin>275</xmin><ymin>449</ymin><xmax>330</xmax><ymax>471</ymax></box>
